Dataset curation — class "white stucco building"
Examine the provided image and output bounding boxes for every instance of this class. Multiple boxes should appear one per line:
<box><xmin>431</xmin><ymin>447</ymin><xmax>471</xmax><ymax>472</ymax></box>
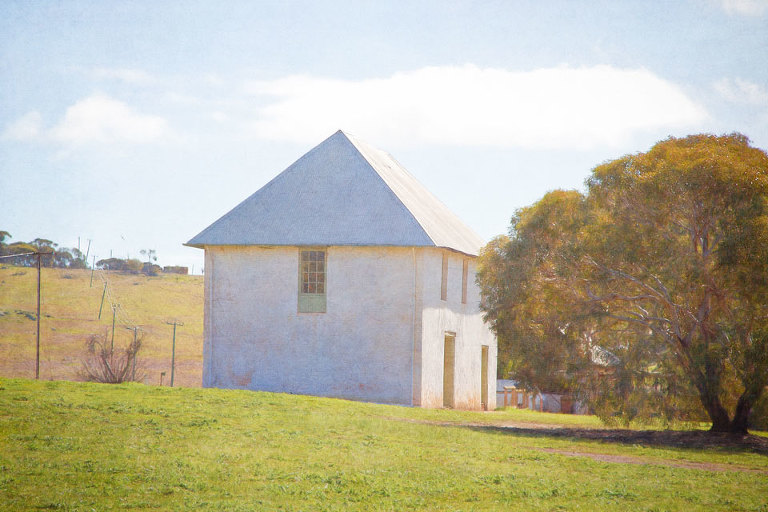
<box><xmin>187</xmin><ymin>130</ymin><xmax>497</xmax><ymax>410</ymax></box>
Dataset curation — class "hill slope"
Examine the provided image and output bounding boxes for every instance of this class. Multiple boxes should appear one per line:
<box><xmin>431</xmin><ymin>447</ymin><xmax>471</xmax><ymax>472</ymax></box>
<box><xmin>1</xmin><ymin>378</ymin><xmax>767</xmax><ymax>511</ymax></box>
<box><xmin>0</xmin><ymin>265</ymin><xmax>203</xmax><ymax>386</ymax></box>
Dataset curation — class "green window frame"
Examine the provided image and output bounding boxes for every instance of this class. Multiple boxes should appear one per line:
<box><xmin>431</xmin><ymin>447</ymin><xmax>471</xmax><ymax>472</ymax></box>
<box><xmin>298</xmin><ymin>249</ymin><xmax>326</xmax><ymax>313</ymax></box>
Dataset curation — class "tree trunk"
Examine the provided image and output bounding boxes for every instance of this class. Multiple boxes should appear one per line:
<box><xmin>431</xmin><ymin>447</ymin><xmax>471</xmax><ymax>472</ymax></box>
<box><xmin>730</xmin><ymin>396</ymin><xmax>752</xmax><ymax>434</ymax></box>
<box><xmin>705</xmin><ymin>400</ymin><xmax>732</xmax><ymax>432</ymax></box>
<box><xmin>696</xmin><ymin>339</ymin><xmax>735</xmax><ymax>432</ymax></box>
<box><xmin>730</xmin><ymin>379</ymin><xmax>767</xmax><ymax>434</ymax></box>
<box><xmin>696</xmin><ymin>381</ymin><xmax>732</xmax><ymax>432</ymax></box>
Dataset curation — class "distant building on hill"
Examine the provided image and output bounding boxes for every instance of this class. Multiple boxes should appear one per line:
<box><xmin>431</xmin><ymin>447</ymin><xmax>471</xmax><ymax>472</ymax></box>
<box><xmin>186</xmin><ymin>130</ymin><xmax>497</xmax><ymax>409</ymax></box>
<box><xmin>162</xmin><ymin>266</ymin><xmax>188</xmax><ymax>275</ymax></box>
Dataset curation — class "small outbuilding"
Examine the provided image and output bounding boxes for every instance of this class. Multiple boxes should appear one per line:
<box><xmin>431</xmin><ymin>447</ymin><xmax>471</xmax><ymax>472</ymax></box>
<box><xmin>187</xmin><ymin>130</ymin><xmax>497</xmax><ymax>409</ymax></box>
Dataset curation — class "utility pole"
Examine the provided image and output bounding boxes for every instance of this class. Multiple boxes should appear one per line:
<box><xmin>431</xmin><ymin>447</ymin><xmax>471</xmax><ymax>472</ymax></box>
<box><xmin>111</xmin><ymin>304</ymin><xmax>118</xmax><ymax>351</ymax></box>
<box><xmin>84</xmin><ymin>239</ymin><xmax>91</xmax><ymax>264</ymax></box>
<box><xmin>98</xmin><ymin>282</ymin><xmax>107</xmax><ymax>319</ymax></box>
<box><xmin>90</xmin><ymin>254</ymin><xmax>96</xmax><ymax>287</ymax></box>
<box><xmin>0</xmin><ymin>250</ymin><xmax>43</xmax><ymax>379</ymax></box>
<box><xmin>132</xmin><ymin>327</ymin><xmax>138</xmax><ymax>381</ymax></box>
<box><xmin>165</xmin><ymin>320</ymin><xmax>184</xmax><ymax>387</ymax></box>
<box><xmin>36</xmin><ymin>252</ymin><xmax>41</xmax><ymax>380</ymax></box>
<box><xmin>171</xmin><ymin>322</ymin><xmax>176</xmax><ymax>386</ymax></box>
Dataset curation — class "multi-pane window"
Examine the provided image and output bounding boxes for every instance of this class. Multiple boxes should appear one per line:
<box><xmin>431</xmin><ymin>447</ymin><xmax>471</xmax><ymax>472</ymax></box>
<box><xmin>301</xmin><ymin>250</ymin><xmax>325</xmax><ymax>294</ymax></box>
<box><xmin>299</xmin><ymin>249</ymin><xmax>326</xmax><ymax>313</ymax></box>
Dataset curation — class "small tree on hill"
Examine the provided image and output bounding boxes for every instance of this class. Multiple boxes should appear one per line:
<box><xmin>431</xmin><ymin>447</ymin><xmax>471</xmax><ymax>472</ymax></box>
<box><xmin>140</xmin><ymin>249</ymin><xmax>157</xmax><ymax>265</ymax></box>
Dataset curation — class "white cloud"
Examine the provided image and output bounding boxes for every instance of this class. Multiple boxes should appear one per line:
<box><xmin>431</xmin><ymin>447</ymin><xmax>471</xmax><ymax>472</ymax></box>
<box><xmin>49</xmin><ymin>95</ymin><xmax>172</xmax><ymax>145</ymax></box>
<box><xmin>714</xmin><ymin>77</ymin><xmax>768</xmax><ymax>105</ymax></box>
<box><xmin>92</xmin><ymin>67</ymin><xmax>157</xmax><ymax>86</ymax></box>
<box><xmin>210</xmin><ymin>112</ymin><xmax>229</xmax><ymax>123</ymax></box>
<box><xmin>718</xmin><ymin>0</ymin><xmax>768</xmax><ymax>15</ymax></box>
<box><xmin>3</xmin><ymin>95</ymin><xmax>173</xmax><ymax>147</ymax></box>
<box><xmin>1</xmin><ymin>111</ymin><xmax>43</xmax><ymax>141</ymax></box>
<box><xmin>243</xmin><ymin>65</ymin><xmax>708</xmax><ymax>150</ymax></box>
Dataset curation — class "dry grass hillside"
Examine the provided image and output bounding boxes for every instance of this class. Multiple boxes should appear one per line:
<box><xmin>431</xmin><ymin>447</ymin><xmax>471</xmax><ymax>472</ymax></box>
<box><xmin>0</xmin><ymin>265</ymin><xmax>203</xmax><ymax>387</ymax></box>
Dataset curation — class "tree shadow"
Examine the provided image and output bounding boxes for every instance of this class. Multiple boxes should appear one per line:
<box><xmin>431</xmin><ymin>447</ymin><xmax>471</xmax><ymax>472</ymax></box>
<box><xmin>464</xmin><ymin>424</ymin><xmax>768</xmax><ymax>455</ymax></box>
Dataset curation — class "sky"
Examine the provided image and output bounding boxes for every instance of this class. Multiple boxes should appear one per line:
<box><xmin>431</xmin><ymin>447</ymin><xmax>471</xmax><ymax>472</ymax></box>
<box><xmin>2</xmin><ymin>0</ymin><xmax>767</xmax><ymax>272</ymax></box>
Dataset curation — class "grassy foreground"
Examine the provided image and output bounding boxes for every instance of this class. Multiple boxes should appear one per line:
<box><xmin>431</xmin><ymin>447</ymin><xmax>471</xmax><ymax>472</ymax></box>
<box><xmin>0</xmin><ymin>265</ymin><xmax>203</xmax><ymax>386</ymax></box>
<box><xmin>1</xmin><ymin>379</ymin><xmax>767</xmax><ymax>511</ymax></box>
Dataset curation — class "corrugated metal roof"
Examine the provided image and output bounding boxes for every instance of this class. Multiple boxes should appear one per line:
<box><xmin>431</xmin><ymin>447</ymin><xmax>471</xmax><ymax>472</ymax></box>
<box><xmin>186</xmin><ymin>130</ymin><xmax>485</xmax><ymax>256</ymax></box>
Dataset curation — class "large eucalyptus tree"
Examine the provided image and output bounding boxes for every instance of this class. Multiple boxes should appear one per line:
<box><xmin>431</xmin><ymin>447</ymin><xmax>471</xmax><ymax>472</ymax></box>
<box><xmin>480</xmin><ymin>134</ymin><xmax>768</xmax><ymax>432</ymax></box>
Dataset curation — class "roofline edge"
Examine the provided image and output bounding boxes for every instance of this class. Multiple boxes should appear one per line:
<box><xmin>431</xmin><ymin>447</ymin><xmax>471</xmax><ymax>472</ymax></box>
<box><xmin>181</xmin><ymin>242</ymin><xmax>479</xmax><ymax>257</ymax></box>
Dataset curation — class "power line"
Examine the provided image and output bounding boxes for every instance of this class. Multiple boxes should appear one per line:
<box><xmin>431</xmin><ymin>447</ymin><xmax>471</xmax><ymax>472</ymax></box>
<box><xmin>94</xmin><ymin>268</ymin><xmax>141</xmax><ymax>331</ymax></box>
<box><xmin>0</xmin><ymin>252</ymin><xmax>37</xmax><ymax>260</ymax></box>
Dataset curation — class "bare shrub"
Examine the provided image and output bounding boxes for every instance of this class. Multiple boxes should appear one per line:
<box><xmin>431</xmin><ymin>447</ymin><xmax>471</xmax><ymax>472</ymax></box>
<box><xmin>80</xmin><ymin>328</ymin><xmax>144</xmax><ymax>383</ymax></box>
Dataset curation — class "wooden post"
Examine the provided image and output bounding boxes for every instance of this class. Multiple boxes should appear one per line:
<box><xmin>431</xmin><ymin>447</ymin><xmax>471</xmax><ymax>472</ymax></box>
<box><xmin>165</xmin><ymin>320</ymin><xmax>184</xmax><ymax>387</ymax></box>
<box><xmin>110</xmin><ymin>304</ymin><xmax>117</xmax><ymax>351</ymax></box>
<box><xmin>131</xmin><ymin>327</ymin><xmax>138</xmax><ymax>381</ymax></box>
<box><xmin>35</xmin><ymin>252</ymin><xmax>41</xmax><ymax>380</ymax></box>
<box><xmin>170</xmin><ymin>321</ymin><xmax>177</xmax><ymax>387</ymax></box>
<box><xmin>98</xmin><ymin>282</ymin><xmax>107</xmax><ymax>319</ymax></box>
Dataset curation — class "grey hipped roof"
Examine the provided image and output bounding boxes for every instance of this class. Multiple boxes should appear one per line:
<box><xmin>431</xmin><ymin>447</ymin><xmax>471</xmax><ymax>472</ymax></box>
<box><xmin>186</xmin><ymin>130</ymin><xmax>484</xmax><ymax>256</ymax></box>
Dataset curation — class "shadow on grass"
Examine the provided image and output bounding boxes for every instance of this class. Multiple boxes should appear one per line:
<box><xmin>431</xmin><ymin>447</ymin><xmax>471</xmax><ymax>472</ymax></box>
<box><xmin>465</xmin><ymin>425</ymin><xmax>768</xmax><ymax>455</ymax></box>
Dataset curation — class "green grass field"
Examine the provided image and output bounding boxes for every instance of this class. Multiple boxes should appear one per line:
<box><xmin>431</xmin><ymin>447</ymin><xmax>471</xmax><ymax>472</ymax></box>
<box><xmin>2</xmin><ymin>264</ymin><xmax>768</xmax><ymax>510</ymax></box>
<box><xmin>1</xmin><ymin>378</ymin><xmax>767</xmax><ymax>511</ymax></box>
<box><xmin>0</xmin><ymin>265</ymin><xmax>203</xmax><ymax>387</ymax></box>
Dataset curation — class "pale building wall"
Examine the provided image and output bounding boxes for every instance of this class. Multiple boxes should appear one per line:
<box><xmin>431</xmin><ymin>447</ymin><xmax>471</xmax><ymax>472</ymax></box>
<box><xmin>203</xmin><ymin>245</ymin><xmax>417</xmax><ymax>405</ymax></box>
<box><xmin>419</xmin><ymin>249</ymin><xmax>497</xmax><ymax>410</ymax></box>
<box><xmin>202</xmin><ymin>244</ymin><xmax>496</xmax><ymax>410</ymax></box>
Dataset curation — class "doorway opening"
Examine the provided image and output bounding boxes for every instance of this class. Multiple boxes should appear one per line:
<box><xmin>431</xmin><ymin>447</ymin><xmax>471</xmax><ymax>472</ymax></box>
<box><xmin>443</xmin><ymin>333</ymin><xmax>455</xmax><ymax>408</ymax></box>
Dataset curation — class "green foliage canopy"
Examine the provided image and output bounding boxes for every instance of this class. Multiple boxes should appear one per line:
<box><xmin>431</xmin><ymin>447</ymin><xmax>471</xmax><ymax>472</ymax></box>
<box><xmin>479</xmin><ymin>134</ymin><xmax>768</xmax><ymax>432</ymax></box>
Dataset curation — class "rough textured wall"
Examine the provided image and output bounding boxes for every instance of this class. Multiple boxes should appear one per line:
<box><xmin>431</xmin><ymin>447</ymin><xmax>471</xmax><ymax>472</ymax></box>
<box><xmin>419</xmin><ymin>249</ymin><xmax>497</xmax><ymax>410</ymax></box>
<box><xmin>203</xmin><ymin>245</ymin><xmax>416</xmax><ymax>405</ymax></box>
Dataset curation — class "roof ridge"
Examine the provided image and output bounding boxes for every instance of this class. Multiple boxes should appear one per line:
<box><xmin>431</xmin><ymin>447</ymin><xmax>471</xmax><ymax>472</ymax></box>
<box><xmin>342</xmin><ymin>132</ymin><xmax>484</xmax><ymax>256</ymax></box>
<box><xmin>338</xmin><ymin>131</ymin><xmax>437</xmax><ymax>248</ymax></box>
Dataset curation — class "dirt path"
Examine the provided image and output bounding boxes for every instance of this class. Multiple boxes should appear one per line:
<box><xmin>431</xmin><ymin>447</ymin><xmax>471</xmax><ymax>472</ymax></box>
<box><xmin>536</xmin><ymin>447</ymin><xmax>768</xmax><ymax>474</ymax></box>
